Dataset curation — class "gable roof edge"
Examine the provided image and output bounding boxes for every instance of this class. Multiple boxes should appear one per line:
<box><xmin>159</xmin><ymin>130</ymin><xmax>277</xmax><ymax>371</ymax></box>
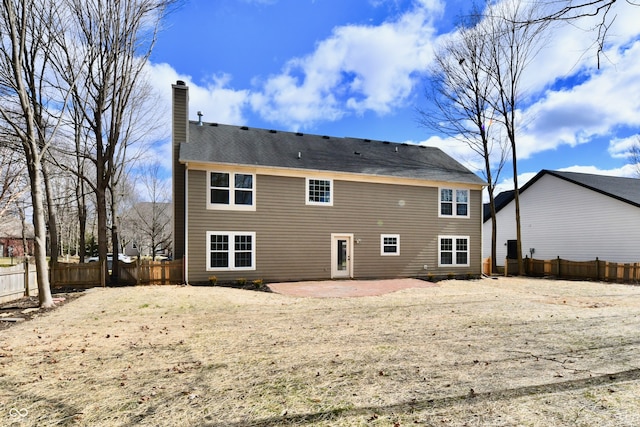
<box><xmin>486</xmin><ymin>169</ymin><xmax>640</xmax><ymax>222</ymax></box>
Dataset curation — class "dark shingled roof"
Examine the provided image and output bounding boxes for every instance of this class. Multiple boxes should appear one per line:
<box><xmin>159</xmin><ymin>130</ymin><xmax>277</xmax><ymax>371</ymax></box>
<box><xmin>179</xmin><ymin>122</ymin><xmax>485</xmax><ymax>186</ymax></box>
<box><xmin>484</xmin><ymin>169</ymin><xmax>640</xmax><ymax>222</ymax></box>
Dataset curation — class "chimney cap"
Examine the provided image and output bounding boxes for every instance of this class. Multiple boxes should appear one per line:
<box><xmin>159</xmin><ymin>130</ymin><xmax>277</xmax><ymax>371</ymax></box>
<box><xmin>176</xmin><ymin>80</ymin><xmax>186</xmax><ymax>86</ymax></box>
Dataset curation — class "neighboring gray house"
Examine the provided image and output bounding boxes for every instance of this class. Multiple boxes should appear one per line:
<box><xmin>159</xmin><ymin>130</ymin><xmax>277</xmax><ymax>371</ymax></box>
<box><xmin>121</xmin><ymin>202</ymin><xmax>172</xmax><ymax>259</ymax></box>
<box><xmin>172</xmin><ymin>81</ymin><xmax>486</xmax><ymax>284</ymax></box>
<box><xmin>483</xmin><ymin>170</ymin><xmax>640</xmax><ymax>265</ymax></box>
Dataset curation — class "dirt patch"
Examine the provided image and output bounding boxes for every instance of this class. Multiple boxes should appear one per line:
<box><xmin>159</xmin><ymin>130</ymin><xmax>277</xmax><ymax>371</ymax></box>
<box><xmin>268</xmin><ymin>278</ymin><xmax>438</xmax><ymax>297</ymax></box>
<box><xmin>0</xmin><ymin>291</ymin><xmax>85</xmax><ymax>332</ymax></box>
<box><xmin>1</xmin><ymin>277</ymin><xmax>640</xmax><ymax>426</ymax></box>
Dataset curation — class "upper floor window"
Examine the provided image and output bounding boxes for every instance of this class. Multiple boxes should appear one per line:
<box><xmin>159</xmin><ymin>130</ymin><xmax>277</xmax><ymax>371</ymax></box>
<box><xmin>381</xmin><ymin>234</ymin><xmax>400</xmax><ymax>256</ymax></box>
<box><xmin>209</xmin><ymin>172</ymin><xmax>255</xmax><ymax>210</ymax></box>
<box><xmin>440</xmin><ymin>188</ymin><xmax>469</xmax><ymax>217</ymax></box>
<box><xmin>306</xmin><ymin>178</ymin><xmax>333</xmax><ymax>206</ymax></box>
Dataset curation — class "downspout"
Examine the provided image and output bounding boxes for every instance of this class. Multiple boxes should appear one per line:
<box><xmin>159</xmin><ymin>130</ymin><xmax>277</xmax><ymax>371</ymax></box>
<box><xmin>184</xmin><ymin>165</ymin><xmax>188</xmax><ymax>285</ymax></box>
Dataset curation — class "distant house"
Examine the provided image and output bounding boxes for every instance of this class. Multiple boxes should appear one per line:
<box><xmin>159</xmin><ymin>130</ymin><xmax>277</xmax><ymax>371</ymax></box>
<box><xmin>0</xmin><ymin>217</ymin><xmax>34</xmax><ymax>258</ymax></box>
<box><xmin>121</xmin><ymin>202</ymin><xmax>172</xmax><ymax>259</ymax></box>
<box><xmin>171</xmin><ymin>81</ymin><xmax>486</xmax><ymax>284</ymax></box>
<box><xmin>483</xmin><ymin>170</ymin><xmax>640</xmax><ymax>265</ymax></box>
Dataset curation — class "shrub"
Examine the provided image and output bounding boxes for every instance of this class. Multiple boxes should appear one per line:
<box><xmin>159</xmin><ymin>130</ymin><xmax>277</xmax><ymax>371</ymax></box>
<box><xmin>208</xmin><ymin>276</ymin><xmax>217</xmax><ymax>285</ymax></box>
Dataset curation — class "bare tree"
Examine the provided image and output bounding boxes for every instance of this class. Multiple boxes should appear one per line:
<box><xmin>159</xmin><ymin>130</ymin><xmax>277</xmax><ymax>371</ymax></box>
<box><xmin>124</xmin><ymin>162</ymin><xmax>172</xmax><ymax>260</ymax></box>
<box><xmin>0</xmin><ymin>0</ymin><xmax>73</xmax><ymax>307</ymax></box>
<box><xmin>419</xmin><ymin>10</ymin><xmax>509</xmax><ymax>274</ymax></box>
<box><xmin>522</xmin><ymin>0</ymin><xmax>639</xmax><ymax>68</ymax></box>
<box><xmin>484</xmin><ymin>0</ymin><xmax>551</xmax><ymax>275</ymax></box>
<box><xmin>627</xmin><ymin>136</ymin><xmax>640</xmax><ymax>177</ymax></box>
<box><xmin>0</xmin><ymin>144</ymin><xmax>27</xmax><ymax>220</ymax></box>
<box><xmin>61</xmin><ymin>0</ymin><xmax>173</xmax><ymax>283</ymax></box>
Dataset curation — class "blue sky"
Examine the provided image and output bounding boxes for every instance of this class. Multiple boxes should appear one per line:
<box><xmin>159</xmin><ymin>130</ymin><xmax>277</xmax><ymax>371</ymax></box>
<box><xmin>146</xmin><ymin>0</ymin><xmax>640</xmax><ymax>194</ymax></box>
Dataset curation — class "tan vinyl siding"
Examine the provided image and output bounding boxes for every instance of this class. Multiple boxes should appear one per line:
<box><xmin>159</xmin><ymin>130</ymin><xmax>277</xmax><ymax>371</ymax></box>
<box><xmin>186</xmin><ymin>170</ymin><xmax>482</xmax><ymax>283</ymax></box>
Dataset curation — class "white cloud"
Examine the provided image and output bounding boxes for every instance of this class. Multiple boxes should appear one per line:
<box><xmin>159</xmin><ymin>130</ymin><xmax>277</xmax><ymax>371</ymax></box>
<box><xmin>557</xmin><ymin>164</ymin><xmax>638</xmax><ymax>177</ymax></box>
<box><xmin>513</xmin><ymin>37</ymin><xmax>640</xmax><ymax>160</ymax></box>
<box><xmin>146</xmin><ymin>62</ymin><xmax>250</xmax><ymax>125</ymax></box>
<box><xmin>249</xmin><ymin>1</ymin><xmax>442</xmax><ymax>129</ymax></box>
<box><xmin>608</xmin><ymin>134</ymin><xmax>640</xmax><ymax>158</ymax></box>
<box><xmin>144</xmin><ymin>0</ymin><xmax>640</xmax><ymax>177</ymax></box>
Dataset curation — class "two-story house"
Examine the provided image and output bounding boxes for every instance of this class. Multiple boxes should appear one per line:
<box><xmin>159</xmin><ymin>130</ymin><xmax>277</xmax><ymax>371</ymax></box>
<box><xmin>172</xmin><ymin>81</ymin><xmax>485</xmax><ymax>284</ymax></box>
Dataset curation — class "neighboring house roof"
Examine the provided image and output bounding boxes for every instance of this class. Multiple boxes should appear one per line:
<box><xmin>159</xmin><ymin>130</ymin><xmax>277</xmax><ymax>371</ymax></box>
<box><xmin>483</xmin><ymin>190</ymin><xmax>515</xmax><ymax>222</ymax></box>
<box><xmin>484</xmin><ymin>169</ymin><xmax>640</xmax><ymax>222</ymax></box>
<box><xmin>0</xmin><ymin>217</ymin><xmax>34</xmax><ymax>238</ymax></box>
<box><xmin>180</xmin><ymin>122</ymin><xmax>486</xmax><ymax>186</ymax></box>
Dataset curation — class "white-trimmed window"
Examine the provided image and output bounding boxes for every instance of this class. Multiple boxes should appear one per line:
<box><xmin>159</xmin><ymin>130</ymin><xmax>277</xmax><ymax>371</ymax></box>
<box><xmin>439</xmin><ymin>236</ymin><xmax>469</xmax><ymax>267</ymax></box>
<box><xmin>207</xmin><ymin>232</ymin><xmax>256</xmax><ymax>271</ymax></box>
<box><xmin>306</xmin><ymin>178</ymin><xmax>333</xmax><ymax>205</ymax></box>
<box><xmin>439</xmin><ymin>188</ymin><xmax>469</xmax><ymax>217</ymax></box>
<box><xmin>381</xmin><ymin>234</ymin><xmax>400</xmax><ymax>256</ymax></box>
<box><xmin>208</xmin><ymin>171</ymin><xmax>255</xmax><ymax>210</ymax></box>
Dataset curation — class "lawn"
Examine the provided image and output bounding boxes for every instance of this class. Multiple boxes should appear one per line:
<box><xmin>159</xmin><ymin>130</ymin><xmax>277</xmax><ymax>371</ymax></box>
<box><xmin>1</xmin><ymin>277</ymin><xmax>640</xmax><ymax>426</ymax></box>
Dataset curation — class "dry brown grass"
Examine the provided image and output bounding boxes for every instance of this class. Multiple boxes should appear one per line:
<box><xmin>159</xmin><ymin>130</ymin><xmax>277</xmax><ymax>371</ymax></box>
<box><xmin>1</xmin><ymin>277</ymin><xmax>640</xmax><ymax>426</ymax></box>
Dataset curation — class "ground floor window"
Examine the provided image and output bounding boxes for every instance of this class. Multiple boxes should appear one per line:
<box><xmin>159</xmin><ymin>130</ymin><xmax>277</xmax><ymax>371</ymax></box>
<box><xmin>380</xmin><ymin>234</ymin><xmax>400</xmax><ymax>256</ymax></box>
<box><xmin>207</xmin><ymin>231</ymin><xmax>256</xmax><ymax>271</ymax></box>
<box><xmin>439</xmin><ymin>236</ymin><xmax>469</xmax><ymax>267</ymax></box>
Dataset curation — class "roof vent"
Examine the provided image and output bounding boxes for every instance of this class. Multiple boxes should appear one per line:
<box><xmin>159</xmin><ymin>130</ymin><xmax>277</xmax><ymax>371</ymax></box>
<box><xmin>197</xmin><ymin>111</ymin><xmax>203</xmax><ymax>126</ymax></box>
<box><xmin>269</xmin><ymin>129</ymin><xmax>277</xmax><ymax>133</ymax></box>
<box><xmin>364</xmin><ymin>139</ymin><xmax>371</xmax><ymax>142</ymax></box>
<box><xmin>383</xmin><ymin>141</ymin><xmax>390</xmax><ymax>145</ymax></box>
<box><xmin>395</xmin><ymin>146</ymin><xmax>398</xmax><ymax>152</ymax></box>
<box><xmin>240</xmin><ymin>126</ymin><xmax>249</xmax><ymax>130</ymax></box>
<box><xmin>296</xmin><ymin>132</ymin><xmax>303</xmax><ymax>136</ymax></box>
<box><xmin>297</xmin><ymin>152</ymin><xmax>301</xmax><ymax>159</ymax></box>
<box><xmin>322</xmin><ymin>135</ymin><xmax>330</xmax><ymax>139</ymax></box>
<box><xmin>354</xmin><ymin>151</ymin><xmax>361</xmax><ymax>156</ymax></box>
<box><xmin>210</xmin><ymin>123</ymin><xmax>218</xmax><ymax>127</ymax></box>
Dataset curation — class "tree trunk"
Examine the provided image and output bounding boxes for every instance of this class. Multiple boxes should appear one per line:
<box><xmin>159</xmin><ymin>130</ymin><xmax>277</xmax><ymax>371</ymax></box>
<box><xmin>42</xmin><ymin>161</ymin><xmax>58</xmax><ymax>274</ymax></box>
<box><xmin>96</xmin><ymin>183</ymin><xmax>109</xmax><ymax>285</ymax></box>
<box><xmin>111</xmin><ymin>204</ymin><xmax>120</xmax><ymax>285</ymax></box>
<box><xmin>487</xmin><ymin>187</ymin><xmax>498</xmax><ymax>275</ymax></box>
<box><xmin>78</xmin><ymin>203</ymin><xmax>86</xmax><ymax>263</ymax></box>
<box><xmin>512</xmin><ymin>144</ymin><xmax>524</xmax><ymax>276</ymax></box>
<box><xmin>27</xmin><ymin>161</ymin><xmax>54</xmax><ymax>308</ymax></box>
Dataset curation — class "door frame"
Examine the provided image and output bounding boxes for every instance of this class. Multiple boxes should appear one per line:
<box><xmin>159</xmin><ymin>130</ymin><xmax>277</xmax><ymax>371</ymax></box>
<box><xmin>331</xmin><ymin>233</ymin><xmax>354</xmax><ymax>279</ymax></box>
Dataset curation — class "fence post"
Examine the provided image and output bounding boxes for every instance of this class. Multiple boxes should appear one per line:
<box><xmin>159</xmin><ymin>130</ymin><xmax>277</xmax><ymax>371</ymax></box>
<box><xmin>504</xmin><ymin>258</ymin><xmax>508</xmax><ymax>276</ymax></box>
<box><xmin>595</xmin><ymin>257</ymin><xmax>599</xmax><ymax>281</ymax></box>
<box><xmin>556</xmin><ymin>256</ymin><xmax>561</xmax><ymax>278</ymax></box>
<box><xmin>161</xmin><ymin>260</ymin><xmax>166</xmax><ymax>285</ymax></box>
<box><xmin>49</xmin><ymin>260</ymin><xmax>54</xmax><ymax>288</ymax></box>
<box><xmin>24</xmin><ymin>259</ymin><xmax>30</xmax><ymax>297</ymax></box>
<box><xmin>136</xmin><ymin>258</ymin><xmax>141</xmax><ymax>286</ymax></box>
<box><xmin>101</xmin><ymin>260</ymin><xmax>106</xmax><ymax>287</ymax></box>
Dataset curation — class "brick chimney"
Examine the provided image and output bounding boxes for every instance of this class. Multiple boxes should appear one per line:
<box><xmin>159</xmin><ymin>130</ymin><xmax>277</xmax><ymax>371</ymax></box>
<box><xmin>172</xmin><ymin>80</ymin><xmax>188</xmax><ymax>260</ymax></box>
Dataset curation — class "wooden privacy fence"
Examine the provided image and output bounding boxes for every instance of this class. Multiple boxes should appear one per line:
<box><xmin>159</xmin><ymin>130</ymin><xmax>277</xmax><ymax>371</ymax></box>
<box><xmin>119</xmin><ymin>259</ymin><xmax>184</xmax><ymax>286</ymax></box>
<box><xmin>0</xmin><ymin>260</ymin><xmax>38</xmax><ymax>303</ymax></box>
<box><xmin>504</xmin><ymin>256</ymin><xmax>640</xmax><ymax>283</ymax></box>
<box><xmin>0</xmin><ymin>258</ymin><xmax>184</xmax><ymax>304</ymax></box>
<box><xmin>51</xmin><ymin>261</ymin><xmax>105</xmax><ymax>288</ymax></box>
<box><xmin>51</xmin><ymin>259</ymin><xmax>184</xmax><ymax>288</ymax></box>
